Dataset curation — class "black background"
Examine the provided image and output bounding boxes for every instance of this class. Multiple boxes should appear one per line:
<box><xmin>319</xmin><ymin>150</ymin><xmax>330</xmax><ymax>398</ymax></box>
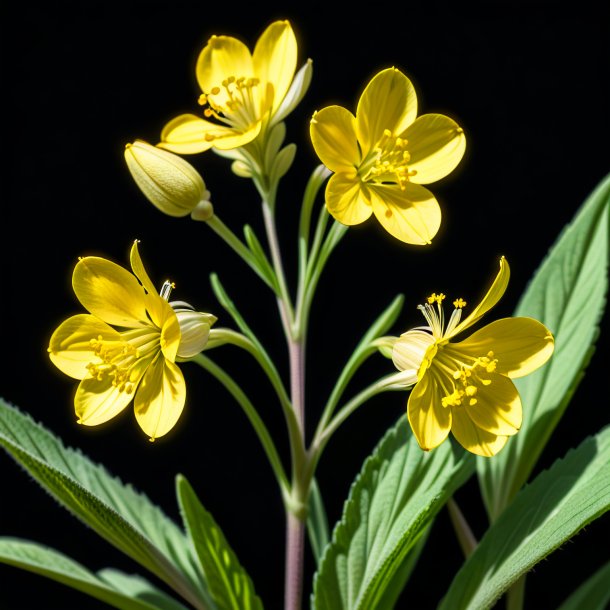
<box><xmin>1</xmin><ymin>2</ymin><xmax>609</xmax><ymax>609</ymax></box>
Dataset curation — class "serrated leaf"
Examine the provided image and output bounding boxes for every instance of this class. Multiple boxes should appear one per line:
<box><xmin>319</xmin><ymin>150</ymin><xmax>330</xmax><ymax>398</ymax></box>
<box><xmin>478</xmin><ymin>174</ymin><xmax>610</xmax><ymax>520</ymax></box>
<box><xmin>440</xmin><ymin>426</ymin><xmax>610</xmax><ymax>610</ymax></box>
<box><xmin>312</xmin><ymin>418</ymin><xmax>475</xmax><ymax>610</ymax></box>
<box><xmin>176</xmin><ymin>475</ymin><xmax>264</xmax><ymax>610</ymax></box>
<box><xmin>556</xmin><ymin>560</ymin><xmax>610</xmax><ymax>610</ymax></box>
<box><xmin>0</xmin><ymin>398</ymin><xmax>213</xmax><ymax>610</ymax></box>
<box><xmin>0</xmin><ymin>537</ymin><xmax>163</xmax><ymax>610</ymax></box>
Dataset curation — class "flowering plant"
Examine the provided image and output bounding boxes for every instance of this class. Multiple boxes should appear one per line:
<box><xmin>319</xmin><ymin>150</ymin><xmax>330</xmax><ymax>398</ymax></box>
<box><xmin>1</xmin><ymin>15</ymin><xmax>609</xmax><ymax>610</ymax></box>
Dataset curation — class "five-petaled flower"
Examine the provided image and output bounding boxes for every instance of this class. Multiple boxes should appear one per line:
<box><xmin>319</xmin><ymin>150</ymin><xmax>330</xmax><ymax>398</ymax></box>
<box><xmin>391</xmin><ymin>257</ymin><xmax>554</xmax><ymax>456</ymax></box>
<box><xmin>48</xmin><ymin>241</ymin><xmax>216</xmax><ymax>441</ymax></box>
<box><xmin>310</xmin><ymin>67</ymin><xmax>466</xmax><ymax>245</ymax></box>
<box><xmin>159</xmin><ymin>20</ymin><xmax>299</xmax><ymax>154</ymax></box>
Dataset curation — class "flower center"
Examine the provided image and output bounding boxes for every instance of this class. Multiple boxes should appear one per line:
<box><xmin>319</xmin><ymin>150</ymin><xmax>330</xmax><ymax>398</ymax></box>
<box><xmin>440</xmin><ymin>351</ymin><xmax>498</xmax><ymax>408</ymax></box>
<box><xmin>361</xmin><ymin>129</ymin><xmax>418</xmax><ymax>188</ymax></box>
<box><xmin>198</xmin><ymin>75</ymin><xmax>261</xmax><ymax>138</ymax></box>
<box><xmin>86</xmin><ymin>329</ymin><xmax>160</xmax><ymax>393</ymax></box>
<box><xmin>418</xmin><ymin>293</ymin><xmax>467</xmax><ymax>340</ymax></box>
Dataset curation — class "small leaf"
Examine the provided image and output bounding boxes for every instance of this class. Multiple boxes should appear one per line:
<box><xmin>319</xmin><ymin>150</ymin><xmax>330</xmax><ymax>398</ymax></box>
<box><xmin>479</xmin><ymin>173</ymin><xmax>610</xmax><ymax>520</ymax></box>
<box><xmin>312</xmin><ymin>418</ymin><xmax>474</xmax><ymax>610</ymax></box>
<box><xmin>307</xmin><ymin>479</ymin><xmax>330</xmax><ymax>566</ymax></box>
<box><xmin>556</xmin><ymin>561</ymin><xmax>610</xmax><ymax>610</ymax></box>
<box><xmin>176</xmin><ymin>475</ymin><xmax>264</xmax><ymax>610</ymax></box>
<box><xmin>0</xmin><ymin>398</ymin><xmax>212</xmax><ymax>610</ymax></box>
<box><xmin>440</xmin><ymin>426</ymin><xmax>610</xmax><ymax>610</ymax></box>
<box><xmin>0</xmin><ymin>537</ymin><xmax>164</xmax><ymax>610</ymax></box>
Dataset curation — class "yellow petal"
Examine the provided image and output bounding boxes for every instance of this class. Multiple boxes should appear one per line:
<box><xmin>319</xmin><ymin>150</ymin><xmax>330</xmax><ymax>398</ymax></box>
<box><xmin>75</xmin><ymin>375</ymin><xmax>136</xmax><ymax>427</ymax></box>
<box><xmin>160</xmin><ymin>308</ymin><xmax>181</xmax><ymax>363</ymax></box>
<box><xmin>325</xmin><ymin>173</ymin><xmax>372</xmax><ymax>225</ymax></box>
<box><xmin>159</xmin><ymin>114</ymin><xmax>232</xmax><ymax>154</ymax></box>
<box><xmin>73</xmin><ymin>256</ymin><xmax>149</xmax><ymax>328</ymax></box>
<box><xmin>451</xmin><ymin>408</ymin><xmax>509</xmax><ymax>457</ymax></box>
<box><xmin>129</xmin><ymin>241</ymin><xmax>156</xmax><ymax>295</ymax></box>
<box><xmin>208</xmin><ymin>122</ymin><xmax>262</xmax><ymax>150</ymax></box>
<box><xmin>134</xmin><ymin>357</ymin><xmax>186</xmax><ymax>440</ymax></box>
<box><xmin>369</xmin><ymin>183</ymin><xmax>441</xmax><ymax>245</ymax></box>
<box><xmin>310</xmin><ymin>106</ymin><xmax>360</xmax><ymax>172</ymax></box>
<box><xmin>449</xmin><ymin>257</ymin><xmax>510</xmax><ymax>337</ymax></box>
<box><xmin>392</xmin><ymin>329</ymin><xmax>435</xmax><ymax>380</ymax></box>
<box><xmin>253</xmin><ymin>20</ymin><xmax>297</xmax><ymax>115</ymax></box>
<box><xmin>464</xmin><ymin>372</ymin><xmax>522</xmax><ymax>435</ymax></box>
<box><xmin>407</xmin><ymin>372</ymin><xmax>451</xmax><ymax>451</ymax></box>
<box><xmin>454</xmin><ymin>317</ymin><xmax>554</xmax><ymax>378</ymax></box>
<box><xmin>356</xmin><ymin>68</ymin><xmax>417</xmax><ymax>154</ymax></box>
<box><xmin>196</xmin><ymin>35</ymin><xmax>254</xmax><ymax>105</ymax></box>
<box><xmin>403</xmin><ymin>113</ymin><xmax>466</xmax><ymax>184</ymax></box>
<box><xmin>49</xmin><ymin>314</ymin><xmax>120</xmax><ymax>379</ymax></box>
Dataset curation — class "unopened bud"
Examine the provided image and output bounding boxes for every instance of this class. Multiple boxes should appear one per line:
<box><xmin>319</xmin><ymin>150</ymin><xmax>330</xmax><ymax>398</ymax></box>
<box><xmin>125</xmin><ymin>139</ymin><xmax>206</xmax><ymax>217</ymax></box>
<box><xmin>171</xmin><ymin>302</ymin><xmax>217</xmax><ymax>358</ymax></box>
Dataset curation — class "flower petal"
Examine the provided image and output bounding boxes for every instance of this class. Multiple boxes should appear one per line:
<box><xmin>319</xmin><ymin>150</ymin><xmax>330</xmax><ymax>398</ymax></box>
<box><xmin>129</xmin><ymin>241</ymin><xmax>156</xmax><ymax>296</ymax></box>
<box><xmin>159</xmin><ymin>114</ymin><xmax>260</xmax><ymax>154</ymax></box>
<box><xmin>196</xmin><ymin>35</ymin><xmax>254</xmax><ymax>104</ymax></box>
<box><xmin>393</xmin><ymin>329</ymin><xmax>435</xmax><ymax>381</ymax></box>
<box><xmin>370</xmin><ymin>182</ymin><xmax>441</xmax><ymax>245</ymax></box>
<box><xmin>49</xmin><ymin>314</ymin><xmax>120</xmax><ymax>379</ymax></box>
<box><xmin>310</xmin><ymin>106</ymin><xmax>360</xmax><ymax>172</ymax></box>
<box><xmin>75</xmin><ymin>374</ymin><xmax>137</xmax><ymax>427</ymax></box>
<box><xmin>73</xmin><ymin>256</ymin><xmax>149</xmax><ymax>328</ymax></box>
<box><xmin>407</xmin><ymin>372</ymin><xmax>451</xmax><ymax>451</ymax></box>
<box><xmin>449</xmin><ymin>256</ymin><xmax>510</xmax><ymax>337</ymax></box>
<box><xmin>403</xmin><ymin>113</ymin><xmax>466</xmax><ymax>184</ymax></box>
<box><xmin>356</xmin><ymin>68</ymin><xmax>417</xmax><ymax>154</ymax></box>
<box><xmin>451</xmin><ymin>408</ymin><xmax>509</xmax><ymax>457</ymax></box>
<box><xmin>464</xmin><ymin>372</ymin><xmax>522</xmax><ymax>435</ymax></box>
<box><xmin>253</xmin><ymin>20</ymin><xmax>297</xmax><ymax>115</ymax></box>
<box><xmin>160</xmin><ymin>308</ymin><xmax>181</xmax><ymax>363</ymax></box>
<box><xmin>134</xmin><ymin>357</ymin><xmax>186</xmax><ymax>440</ymax></box>
<box><xmin>455</xmin><ymin>317</ymin><xmax>555</xmax><ymax>378</ymax></box>
<box><xmin>325</xmin><ymin>173</ymin><xmax>372</xmax><ymax>225</ymax></box>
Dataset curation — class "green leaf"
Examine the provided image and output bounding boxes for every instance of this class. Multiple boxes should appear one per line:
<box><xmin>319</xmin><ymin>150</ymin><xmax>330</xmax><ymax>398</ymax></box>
<box><xmin>0</xmin><ymin>398</ymin><xmax>213</xmax><ymax>610</ymax></box>
<box><xmin>556</xmin><ymin>561</ymin><xmax>610</xmax><ymax>610</ymax></box>
<box><xmin>440</xmin><ymin>426</ymin><xmax>610</xmax><ymax>610</ymax></box>
<box><xmin>98</xmin><ymin>569</ymin><xmax>190</xmax><ymax>610</ymax></box>
<box><xmin>0</xmin><ymin>537</ymin><xmax>165</xmax><ymax>610</ymax></box>
<box><xmin>312</xmin><ymin>418</ymin><xmax>475</xmax><ymax>610</ymax></box>
<box><xmin>307</xmin><ymin>479</ymin><xmax>330</xmax><ymax>567</ymax></box>
<box><xmin>243</xmin><ymin>225</ymin><xmax>278</xmax><ymax>291</ymax></box>
<box><xmin>478</xmin><ymin>173</ymin><xmax>610</xmax><ymax>520</ymax></box>
<box><xmin>176</xmin><ymin>475</ymin><xmax>264</xmax><ymax>610</ymax></box>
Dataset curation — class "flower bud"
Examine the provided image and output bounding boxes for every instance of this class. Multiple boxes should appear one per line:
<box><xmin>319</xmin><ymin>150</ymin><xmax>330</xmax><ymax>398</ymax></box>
<box><xmin>125</xmin><ymin>140</ymin><xmax>206</xmax><ymax>217</ymax></box>
<box><xmin>171</xmin><ymin>302</ymin><xmax>217</xmax><ymax>358</ymax></box>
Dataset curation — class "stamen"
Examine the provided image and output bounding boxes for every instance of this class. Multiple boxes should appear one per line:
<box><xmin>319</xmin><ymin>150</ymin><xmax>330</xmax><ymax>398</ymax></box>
<box><xmin>160</xmin><ymin>280</ymin><xmax>175</xmax><ymax>301</ymax></box>
<box><xmin>453</xmin><ymin>298</ymin><xmax>467</xmax><ymax>308</ymax></box>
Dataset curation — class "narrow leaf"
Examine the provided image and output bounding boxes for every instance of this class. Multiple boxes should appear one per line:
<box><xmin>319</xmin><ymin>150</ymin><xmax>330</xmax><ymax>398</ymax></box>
<box><xmin>440</xmin><ymin>426</ymin><xmax>610</xmax><ymax>610</ymax></box>
<box><xmin>0</xmin><ymin>537</ymin><xmax>163</xmax><ymax>610</ymax></box>
<box><xmin>176</xmin><ymin>475</ymin><xmax>264</xmax><ymax>610</ymax></box>
<box><xmin>243</xmin><ymin>224</ymin><xmax>278</xmax><ymax>291</ymax></box>
<box><xmin>312</xmin><ymin>418</ymin><xmax>474</xmax><ymax>610</ymax></box>
<box><xmin>479</xmin><ymin>173</ymin><xmax>610</xmax><ymax>520</ymax></box>
<box><xmin>556</xmin><ymin>561</ymin><xmax>610</xmax><ymax>610</ymax></box>
<box><xmin>0</xmin><ymin>398</ymin><xmax>212</xmax><ymax>610</ymax></box>
<box><xmin>308</xmin><ymin>479</ymin><xmax>330</xmax><ymax>566</ymax></box>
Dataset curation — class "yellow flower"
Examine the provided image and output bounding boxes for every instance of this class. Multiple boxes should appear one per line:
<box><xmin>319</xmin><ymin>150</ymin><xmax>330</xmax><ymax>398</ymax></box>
<box><xmin>392</xmin><ymin>258</ymin><xmax>554</xmax><ymax>456</ymax></box>
<box><xmin>310</xmin><ymin>68</ymin><xmax>466</xmax><ymax>245</ymax></box>
<box><xmin>159</xmin><ymin>20</ymin><xmax>299</xmax><ymax>154</ymax></box>
<box><xmin>48</xmin><ymin>242</ymin><xmax>216</xmax><ymax>441</ymax></box>
<box><xmin>124</xmin><ymin>140</ymin><xmax>212</xmax><ymax>218</ymax></box>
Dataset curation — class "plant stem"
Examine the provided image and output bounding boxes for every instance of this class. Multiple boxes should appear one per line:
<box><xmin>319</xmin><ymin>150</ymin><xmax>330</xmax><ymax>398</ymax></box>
<box><xmin>447</xmin><ymin>497</ymin><xmax>478</xmax><ymax>558</ymax></box>
<box><xmin>284</xmin><ymin>512</ymin><xmax>305</xmax><ymax>610</ymax></box>
<box><xmin>506</xmin><ymin>575</ymin><xmax>526</xmax><ymax>610</ymax></box>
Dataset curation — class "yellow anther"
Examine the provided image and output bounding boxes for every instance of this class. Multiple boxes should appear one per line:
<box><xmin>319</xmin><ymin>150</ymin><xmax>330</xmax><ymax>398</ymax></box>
<box><xmin>465</xmin><ymin>385</ymin><xmax>477</xmax><ymax>397</ymax></box>
<box><xmin>427</xmin><ymin>293</ymin><xmax>438</xmax><ymax>304</ymax></box>
<box><xmin>210</xmin><ymin>86</ymin><xmax>221</xmax><ymax>95</ymax></box>
<box><xmin>453</xmin><ymin>298</ymin><xmax>467</xmax><ymax>309</ymax></box>
<box><xmin>435</xmin><ymin>293</ymin><xmax>446</xmax><ymax>304</ymax></box>
<box><xmin>198</xmin><ymin>94</ymin><xmax>207</xmax><ymax>106</ymax></box>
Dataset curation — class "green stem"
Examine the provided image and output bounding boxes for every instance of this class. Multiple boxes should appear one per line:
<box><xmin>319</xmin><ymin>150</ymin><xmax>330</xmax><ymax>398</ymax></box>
<box><xmin>506</xmin><ymin>576</ymin><xmax>526</xmax><ymax>610</ymax></box>
<box><xmin>191</xmin><ymin>354</ymin><xmax>289</xmax><ymax>493</ymax></box>
<box><xmin>447</xmin><ymin>498</ymin><xmax>478</xmax><ymax>558</ymax></box>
